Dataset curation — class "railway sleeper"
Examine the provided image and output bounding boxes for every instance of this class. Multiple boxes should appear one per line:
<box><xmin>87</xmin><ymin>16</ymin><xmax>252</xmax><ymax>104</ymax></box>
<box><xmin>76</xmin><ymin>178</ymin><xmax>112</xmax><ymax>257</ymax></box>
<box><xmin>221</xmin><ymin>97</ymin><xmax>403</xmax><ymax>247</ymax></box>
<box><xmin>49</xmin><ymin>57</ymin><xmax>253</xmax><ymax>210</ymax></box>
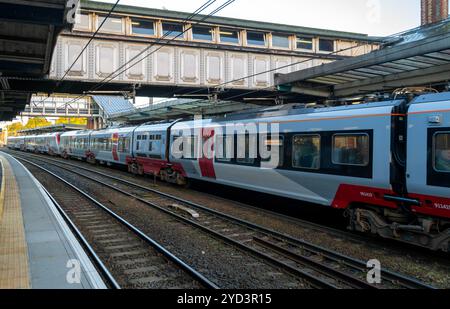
<box><xmin>348</xmin><ymin>207</ymin><xmax>450</xmax><ymax>252</ymax></box>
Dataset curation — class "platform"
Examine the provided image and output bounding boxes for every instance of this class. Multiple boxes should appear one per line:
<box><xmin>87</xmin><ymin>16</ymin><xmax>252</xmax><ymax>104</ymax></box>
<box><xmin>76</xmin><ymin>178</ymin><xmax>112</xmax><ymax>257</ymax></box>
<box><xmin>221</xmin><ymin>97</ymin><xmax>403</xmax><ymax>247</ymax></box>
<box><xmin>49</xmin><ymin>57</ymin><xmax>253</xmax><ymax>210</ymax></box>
<box><xmin>0</xmin><ymin>151</ymin><xmax>106</xmax><ymax>289</ymax></box>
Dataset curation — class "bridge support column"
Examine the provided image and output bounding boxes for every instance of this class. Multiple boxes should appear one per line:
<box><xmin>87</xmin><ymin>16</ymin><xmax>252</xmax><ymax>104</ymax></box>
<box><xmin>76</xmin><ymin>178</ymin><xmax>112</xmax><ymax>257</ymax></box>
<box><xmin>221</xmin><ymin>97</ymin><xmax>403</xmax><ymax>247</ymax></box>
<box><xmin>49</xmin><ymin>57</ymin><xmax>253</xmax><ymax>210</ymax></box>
<box><xmin>87</xmin><ymin>117</ymin><xmax>104</xmax><ymax>130</ymax></box>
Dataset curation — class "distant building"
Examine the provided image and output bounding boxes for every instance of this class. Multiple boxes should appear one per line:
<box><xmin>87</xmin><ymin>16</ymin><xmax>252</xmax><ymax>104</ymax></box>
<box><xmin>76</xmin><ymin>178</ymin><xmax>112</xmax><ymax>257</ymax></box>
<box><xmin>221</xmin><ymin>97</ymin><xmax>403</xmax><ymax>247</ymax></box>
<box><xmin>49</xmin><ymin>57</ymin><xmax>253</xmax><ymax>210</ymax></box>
<box><xmin>421</xmin><ymin>0</ymin><xmax>449</xmax><ymax>25</ymax></box>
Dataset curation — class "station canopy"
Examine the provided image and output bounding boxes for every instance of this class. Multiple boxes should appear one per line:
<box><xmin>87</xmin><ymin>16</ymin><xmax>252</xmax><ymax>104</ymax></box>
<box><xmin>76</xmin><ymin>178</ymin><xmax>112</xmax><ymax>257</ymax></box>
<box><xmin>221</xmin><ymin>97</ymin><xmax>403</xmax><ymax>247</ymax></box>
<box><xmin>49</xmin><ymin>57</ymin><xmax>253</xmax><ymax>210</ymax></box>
<box><xmin>18</xmin><ymin>124</ymin><xmax>87</xmax><ymax>135</ymax></box>
<box><xmin>275</xmin><ymin>18</ymin><xmax>450</xmax><ymax>99</ymax></box>
<box><xmin>109</xmin><ymin>99</ymin><xmax>261</xmax><ymax>124</ymax></box>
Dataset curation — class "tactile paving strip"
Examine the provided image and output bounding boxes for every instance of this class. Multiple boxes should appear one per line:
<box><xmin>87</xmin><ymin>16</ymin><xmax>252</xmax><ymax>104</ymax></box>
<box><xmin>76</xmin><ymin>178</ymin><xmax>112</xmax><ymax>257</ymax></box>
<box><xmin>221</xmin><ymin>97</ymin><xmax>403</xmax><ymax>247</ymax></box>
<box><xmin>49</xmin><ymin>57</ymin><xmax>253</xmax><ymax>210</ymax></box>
<box><xmin>0</xmin><ymin>155</ymin><xmax>30</xmax><ymax>289</ymax></box>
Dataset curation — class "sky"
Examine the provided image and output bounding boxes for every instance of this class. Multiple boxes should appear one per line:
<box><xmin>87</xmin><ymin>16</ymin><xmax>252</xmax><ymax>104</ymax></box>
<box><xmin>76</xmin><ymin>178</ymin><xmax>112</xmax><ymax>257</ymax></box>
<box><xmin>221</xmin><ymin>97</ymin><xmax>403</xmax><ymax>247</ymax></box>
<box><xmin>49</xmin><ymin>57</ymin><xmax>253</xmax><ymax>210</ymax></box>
<box><xmin>94</xmin><ymin>0</ymin><xmax>424</xmax><ymax>36</ymax></box>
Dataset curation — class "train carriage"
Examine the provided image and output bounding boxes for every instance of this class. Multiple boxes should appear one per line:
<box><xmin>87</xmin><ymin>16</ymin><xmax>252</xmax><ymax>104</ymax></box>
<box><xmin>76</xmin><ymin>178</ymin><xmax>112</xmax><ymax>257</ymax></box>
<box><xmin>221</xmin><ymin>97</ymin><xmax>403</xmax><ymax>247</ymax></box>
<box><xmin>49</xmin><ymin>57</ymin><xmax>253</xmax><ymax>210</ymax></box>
<box><xmin>44</xmin><ymin>133</ymin><xmax>62</xmax><ymax>156</ymax></box>
<box><xmin>170</xmin><ymin>101</ymin><xmax>397</xmax><ymax>207</ymax></box>
<box><xmin>5</xmin><ymin>91</ymin><xmax>450</xmax><ymax>251</ymax></box>
<box><xmin>60</xmin><ymin>130</ymin><xmax>92</xmax><ymax>160</ymax></box>
<box><xmin>6</xmin><ymin>136</ymin><xmax>24</xmax><ymax>150</ymax></box>
<box><xmin>126</xmin><ymin>122</ymin><xmax>186</xmax><ymax>183</ymax></box>
<box><xmin>89</xmin><ymin>127</ymin><xmax>134</xmax><ymax>166</ymax></box>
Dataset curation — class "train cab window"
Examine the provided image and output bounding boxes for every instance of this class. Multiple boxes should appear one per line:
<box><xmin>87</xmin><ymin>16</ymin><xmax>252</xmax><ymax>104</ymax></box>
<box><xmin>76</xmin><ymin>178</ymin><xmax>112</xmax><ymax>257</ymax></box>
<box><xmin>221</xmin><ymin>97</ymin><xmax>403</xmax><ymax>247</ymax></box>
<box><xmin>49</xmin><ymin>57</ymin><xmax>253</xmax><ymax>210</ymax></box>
<box><xmin>332</xmin><ymin>134</ymin><xmax>369</xmax><ymax>166</ymax></box>
<box><xmin>219</xmin><ymin>28</ymin><xmax>240</xmax><ymax>44</ymax></box>
<box><xmin>162</xmin><ymin>22</ymin><xmax>184</xmax><ymax>39</ymax></box>
<box><xmin>292</xmin><ymin>135</ymin><xmax>321</xmax><ymax>169</ymax></box>
<box><xmin>272</xmin><ymin>34</ymin><xmax>290</xmax><ymax>49</ymax></box>
<box><xmin>131</xmin><ymin>18</ymin><xmax>155</xmax><ymax>36</ymax></box>
<box><xmin>192</xmin><ymin>25</ymin><xmax>214</xmax><ymax>41</ymax></box>
<box><xmin>236</xmin><ymin>134</ymin><xmax>256</xmax><ymax>165</ymax></box>
<box><xmin>261</xmin><ymin>136</ymin><xmax>284</xmax><ymax>168</ymax></box>
<box><xmin>433</xmin><ymin>132</ymin><xmax>450</xmax><ymax>173</ymax></box>
<box><xmin>247</xmin><ymin>31</ymin><xmax>266</xmax><ymax>47</ymax></box>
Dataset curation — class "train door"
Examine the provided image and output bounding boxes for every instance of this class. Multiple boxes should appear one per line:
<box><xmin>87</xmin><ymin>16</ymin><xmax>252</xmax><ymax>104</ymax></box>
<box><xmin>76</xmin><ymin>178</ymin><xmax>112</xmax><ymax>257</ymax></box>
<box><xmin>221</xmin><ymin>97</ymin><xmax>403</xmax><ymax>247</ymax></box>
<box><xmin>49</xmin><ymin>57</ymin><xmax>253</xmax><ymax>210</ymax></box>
<box><xmin>406</xmin><ymin>96</ymin><xmax>450</xmax><ymax>218</ymax></box>
<box><xmin>199</xmin><ymin>128</ymin><xmax>216</xmax><ymax>179</ymax></box>
<box><xmin>112</xmin><ymin>133</ymin><xmax>119</xmax><ymax>161</ymax></box>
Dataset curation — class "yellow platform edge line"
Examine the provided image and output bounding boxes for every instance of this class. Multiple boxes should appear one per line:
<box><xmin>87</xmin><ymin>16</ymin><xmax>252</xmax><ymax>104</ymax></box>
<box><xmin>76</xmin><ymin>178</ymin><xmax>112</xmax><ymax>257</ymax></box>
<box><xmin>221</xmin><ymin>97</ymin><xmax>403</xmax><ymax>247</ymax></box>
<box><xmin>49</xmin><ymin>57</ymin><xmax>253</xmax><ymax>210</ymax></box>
<box><xmin>0</xmin><ymin>155</ymin><xmax>31</xmax><ymax>289</ymax></box>
<box><xmin>0</xmin><ymin>159</ymin><xmax>5</xmax><ymax>220</ymax></box>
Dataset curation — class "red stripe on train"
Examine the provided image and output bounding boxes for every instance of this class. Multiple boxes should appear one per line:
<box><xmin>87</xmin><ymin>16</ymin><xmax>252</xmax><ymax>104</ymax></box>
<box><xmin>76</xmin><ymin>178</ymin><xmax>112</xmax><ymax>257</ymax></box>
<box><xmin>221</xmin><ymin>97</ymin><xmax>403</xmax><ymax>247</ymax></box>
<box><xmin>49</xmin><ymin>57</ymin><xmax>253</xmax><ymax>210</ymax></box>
<box><xmin>126</xmin><ymin>156</ymin><xmax>186</xmax><ymax>177</ymax></box>
<box><xmin>331</xmin><ymin>184</ymin><xmax>450</xmax><ymax>219</ymax></box>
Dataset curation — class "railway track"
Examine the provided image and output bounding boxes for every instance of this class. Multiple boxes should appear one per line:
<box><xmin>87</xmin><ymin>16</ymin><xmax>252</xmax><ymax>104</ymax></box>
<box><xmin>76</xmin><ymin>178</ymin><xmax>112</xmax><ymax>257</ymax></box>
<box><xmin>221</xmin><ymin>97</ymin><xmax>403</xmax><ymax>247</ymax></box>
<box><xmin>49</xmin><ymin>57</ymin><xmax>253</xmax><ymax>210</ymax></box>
<box><xmin>8</xmin><ymin>151</ymin><xmax>436</xmax><ymax>289</ymax></box>
<box><xmin>15</xmin><ymin>155</ymin><xmax>217</xmax><ymax>289</ymax></box>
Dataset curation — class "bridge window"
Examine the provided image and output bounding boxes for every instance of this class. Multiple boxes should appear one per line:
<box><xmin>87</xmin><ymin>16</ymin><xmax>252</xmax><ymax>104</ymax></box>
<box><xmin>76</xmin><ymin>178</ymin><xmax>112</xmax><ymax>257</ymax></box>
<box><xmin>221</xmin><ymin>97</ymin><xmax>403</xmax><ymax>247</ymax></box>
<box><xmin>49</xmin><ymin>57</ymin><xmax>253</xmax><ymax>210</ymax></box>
<box><xmin>319</xmin><ymin>38</ymin><xmax>335</xmax><ymax>52</ymax></box>
<box><xmin>272</xmin><ymin>34</ymin><xmax>290</xmax><ymax>49</ymax></box>
<box><xmin>97</xmin><ymin>16</ymin><xmax>123</xmax><ymax>33</ymax></box>
<box><xmin>296</xmin><ymin>37</ymin><xmax>313</xmax><ymax>50</ymax></box>
<box><xmin>332</xmin><ymin>134</ymin><xmax>369</xmax><ymax>166</ymax></box>
<box><xmin>75</xmin><ymin>14</ymin><xmax>90</xmax><ymax>31</ymax></box>
<box><xmin>292</xmin><ymin>135</ymin><xmax>321</xmax><ymax>170</ymax></box>
<box><xmin>247</xmin><ymin>31</ymin><xmax>266</xmax><ymax>47</ymax></box>
<box><xmin>219</xmin><ymin>28</ymin><xmax>240</xmax><ymax>44</ymax></box>
<box><xmin>162</xmin><ymin>22</ymin><xmax>184</xmax><ymax>39</ymax></box>
<box><xmin>131</xmin><ymin>18</ymin><xmax>155</xmax><ymax>36</ymax></box>
<box><xmin>433</xmin><ymin>132</ymin><xmax>450</xmax><ymax>173</ymax></box>
<box><xmin>192</xmin><ymin>25</ymin><xmax>214</xmax><ymax>41</ymax></box>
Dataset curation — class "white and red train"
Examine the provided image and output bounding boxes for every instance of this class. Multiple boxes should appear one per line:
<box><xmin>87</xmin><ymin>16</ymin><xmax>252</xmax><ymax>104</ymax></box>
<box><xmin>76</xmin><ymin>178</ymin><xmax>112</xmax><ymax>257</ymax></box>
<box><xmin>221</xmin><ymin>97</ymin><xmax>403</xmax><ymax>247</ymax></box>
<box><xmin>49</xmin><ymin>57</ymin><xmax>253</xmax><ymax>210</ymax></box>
<box><xmin>7</xmin><ymin>92</ymin><xmax>450</xmax><ymax>251</ymax></box>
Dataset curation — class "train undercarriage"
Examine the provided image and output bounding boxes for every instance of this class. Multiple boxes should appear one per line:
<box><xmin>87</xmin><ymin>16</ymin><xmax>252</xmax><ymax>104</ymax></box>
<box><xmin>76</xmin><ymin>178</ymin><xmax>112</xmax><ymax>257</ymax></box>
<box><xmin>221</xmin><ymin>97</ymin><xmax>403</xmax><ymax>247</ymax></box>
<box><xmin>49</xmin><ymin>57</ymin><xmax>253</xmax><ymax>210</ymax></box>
<box><xmin>347</xmin><ymin>206</ymin><xmax>450</xmax><ymax>252</ymax></box>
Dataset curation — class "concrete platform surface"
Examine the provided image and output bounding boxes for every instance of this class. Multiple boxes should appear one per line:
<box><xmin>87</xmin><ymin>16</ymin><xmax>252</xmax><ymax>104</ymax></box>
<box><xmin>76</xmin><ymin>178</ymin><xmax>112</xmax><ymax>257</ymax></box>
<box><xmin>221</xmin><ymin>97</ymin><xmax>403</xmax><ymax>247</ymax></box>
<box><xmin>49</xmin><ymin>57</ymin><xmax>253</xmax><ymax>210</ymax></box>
<box><xmin>0</xmin><ymin>152</ymin><xmax>107</xmax><ymax>289</ymax></box>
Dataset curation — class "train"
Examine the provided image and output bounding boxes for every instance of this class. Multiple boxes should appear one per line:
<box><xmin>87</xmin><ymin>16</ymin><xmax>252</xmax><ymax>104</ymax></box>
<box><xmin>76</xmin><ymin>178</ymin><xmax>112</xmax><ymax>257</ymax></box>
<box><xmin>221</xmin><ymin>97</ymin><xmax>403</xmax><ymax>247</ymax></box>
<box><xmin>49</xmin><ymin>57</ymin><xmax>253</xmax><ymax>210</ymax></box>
<box><xmin>6</xmin><ymin>91</ymin><xmax>450</xmax><ymax>251</ymax></box>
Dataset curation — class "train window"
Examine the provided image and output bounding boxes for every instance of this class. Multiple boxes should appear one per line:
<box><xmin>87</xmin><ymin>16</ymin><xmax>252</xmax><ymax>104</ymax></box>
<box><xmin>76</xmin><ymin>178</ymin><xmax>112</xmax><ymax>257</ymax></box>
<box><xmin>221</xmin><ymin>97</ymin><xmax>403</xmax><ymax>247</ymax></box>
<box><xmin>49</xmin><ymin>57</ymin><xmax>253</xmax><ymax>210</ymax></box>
<box><xmin>272</xmin><ymin>34</ymin><xmax>290</xmax><ymax>49</ymax></box>
<box><xmin>247</xmin><ymin>31</ymin><xmax>266</xmax><ymax>47</ymax></box>
<box><xmin>136</xmin><ymin>141</ymin><xmax>140</xmax><ymax>151</ymax></box>
<box><xmin>292</xmin><ymin>135</ymin><xmax>321</xmax><ymax>170</ymax></box>
<box><xmin>182</xmin><ymin>136</ymin><xmax>198</xmax><ymax>160</ymax></box>
<box><xmin>142</xmin><ymin>135</ymin><xmax>148</xmax><ymax>141</ymax></box>
<box><xmin>162</xmin><ymin>22</ymin><xmax>184</xmax><ymax>39</ymax></box>
<box><xmin>149</xmin><ymin>142</ymin><xmax>153</xmax><ymax>152</ymax></box>
<box><xmin>97</xmin><ymin>16</ymin><xmax>123</xmax><ymax>33</ymax></box>
<box><xmin>332</xmin><ymin>134</ymin><xmax>369</xmax><ymax>166</ymax></box>
<box><xmin>118</xmin><ymin>137</ymin><xmax>130</xmax><ymax>153</ymax></box>
<box><xmin>296</xmin><ymin>37</ymin><xmax>313</xmax><ymax>50</ymax></box>
<box><xmin>319</xmin><ymin>38</ymin><xmax>334</xmax><ymax>52</ymax></box>
<box><xmin>261</xmin><ymin>136</ymin><xmax>284</xmax><ymax>167</ymax></box>
<box><xmin>236</xmin><ymin>134</ymin><xmax>256</xmax><ymax>165</ymax></box>
<box><xmin>433</xmin><ymin>132</ymin><xmax>450</xmax><ymax>173</ymax></box>
<box><xmin>131</xmin><ymin>18</ymin><xmax>155</xmax><ymax>36</ymax></box>
<box><xmin>216</xmin><ymin>134</ymin><xmax>233</xmax><ymax>162</ymax></box>
<box><xmin>192</xmin><ymin>25</ymin><xmax>213</xmax><ymax>41</ymax></box>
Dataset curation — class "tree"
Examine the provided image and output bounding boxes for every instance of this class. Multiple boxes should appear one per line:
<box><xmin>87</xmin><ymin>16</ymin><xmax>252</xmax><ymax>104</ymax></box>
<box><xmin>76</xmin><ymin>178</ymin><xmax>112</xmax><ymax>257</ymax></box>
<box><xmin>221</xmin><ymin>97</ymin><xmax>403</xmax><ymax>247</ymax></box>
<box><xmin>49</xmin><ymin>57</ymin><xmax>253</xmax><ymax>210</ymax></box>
<box><xmin>55</xmin><ymin>117</ymin><xmax>87</xmax><ymax>126</ymax></box>
<box><xmin>24</xmin><ymin>118</ymin><xmax>51</xmax><ymax>129</ymax></box>
<box><xmin>6</xmin><ymin>122</ymin><xmax>24</xmax><ymax>136</ymax></box>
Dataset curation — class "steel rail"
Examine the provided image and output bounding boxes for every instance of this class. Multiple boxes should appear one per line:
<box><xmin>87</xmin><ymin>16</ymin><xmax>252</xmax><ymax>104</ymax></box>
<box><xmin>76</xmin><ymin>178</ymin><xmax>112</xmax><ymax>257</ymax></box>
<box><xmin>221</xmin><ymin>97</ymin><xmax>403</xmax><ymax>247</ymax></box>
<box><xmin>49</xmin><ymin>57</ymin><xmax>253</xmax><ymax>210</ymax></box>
<box><xmin>8</xmin><ymin>151</ymin><xmax>436</xmax><ymax>289</ymax></box>
<box><xmin>10</xmin><ymin>152</ymin><xmax>433</xmax><ymax>289</ymax></box>
<box><xmin>17</xmin><ymin>156</ymin><xmax>219</xmax><ymax>290</ymax></box>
